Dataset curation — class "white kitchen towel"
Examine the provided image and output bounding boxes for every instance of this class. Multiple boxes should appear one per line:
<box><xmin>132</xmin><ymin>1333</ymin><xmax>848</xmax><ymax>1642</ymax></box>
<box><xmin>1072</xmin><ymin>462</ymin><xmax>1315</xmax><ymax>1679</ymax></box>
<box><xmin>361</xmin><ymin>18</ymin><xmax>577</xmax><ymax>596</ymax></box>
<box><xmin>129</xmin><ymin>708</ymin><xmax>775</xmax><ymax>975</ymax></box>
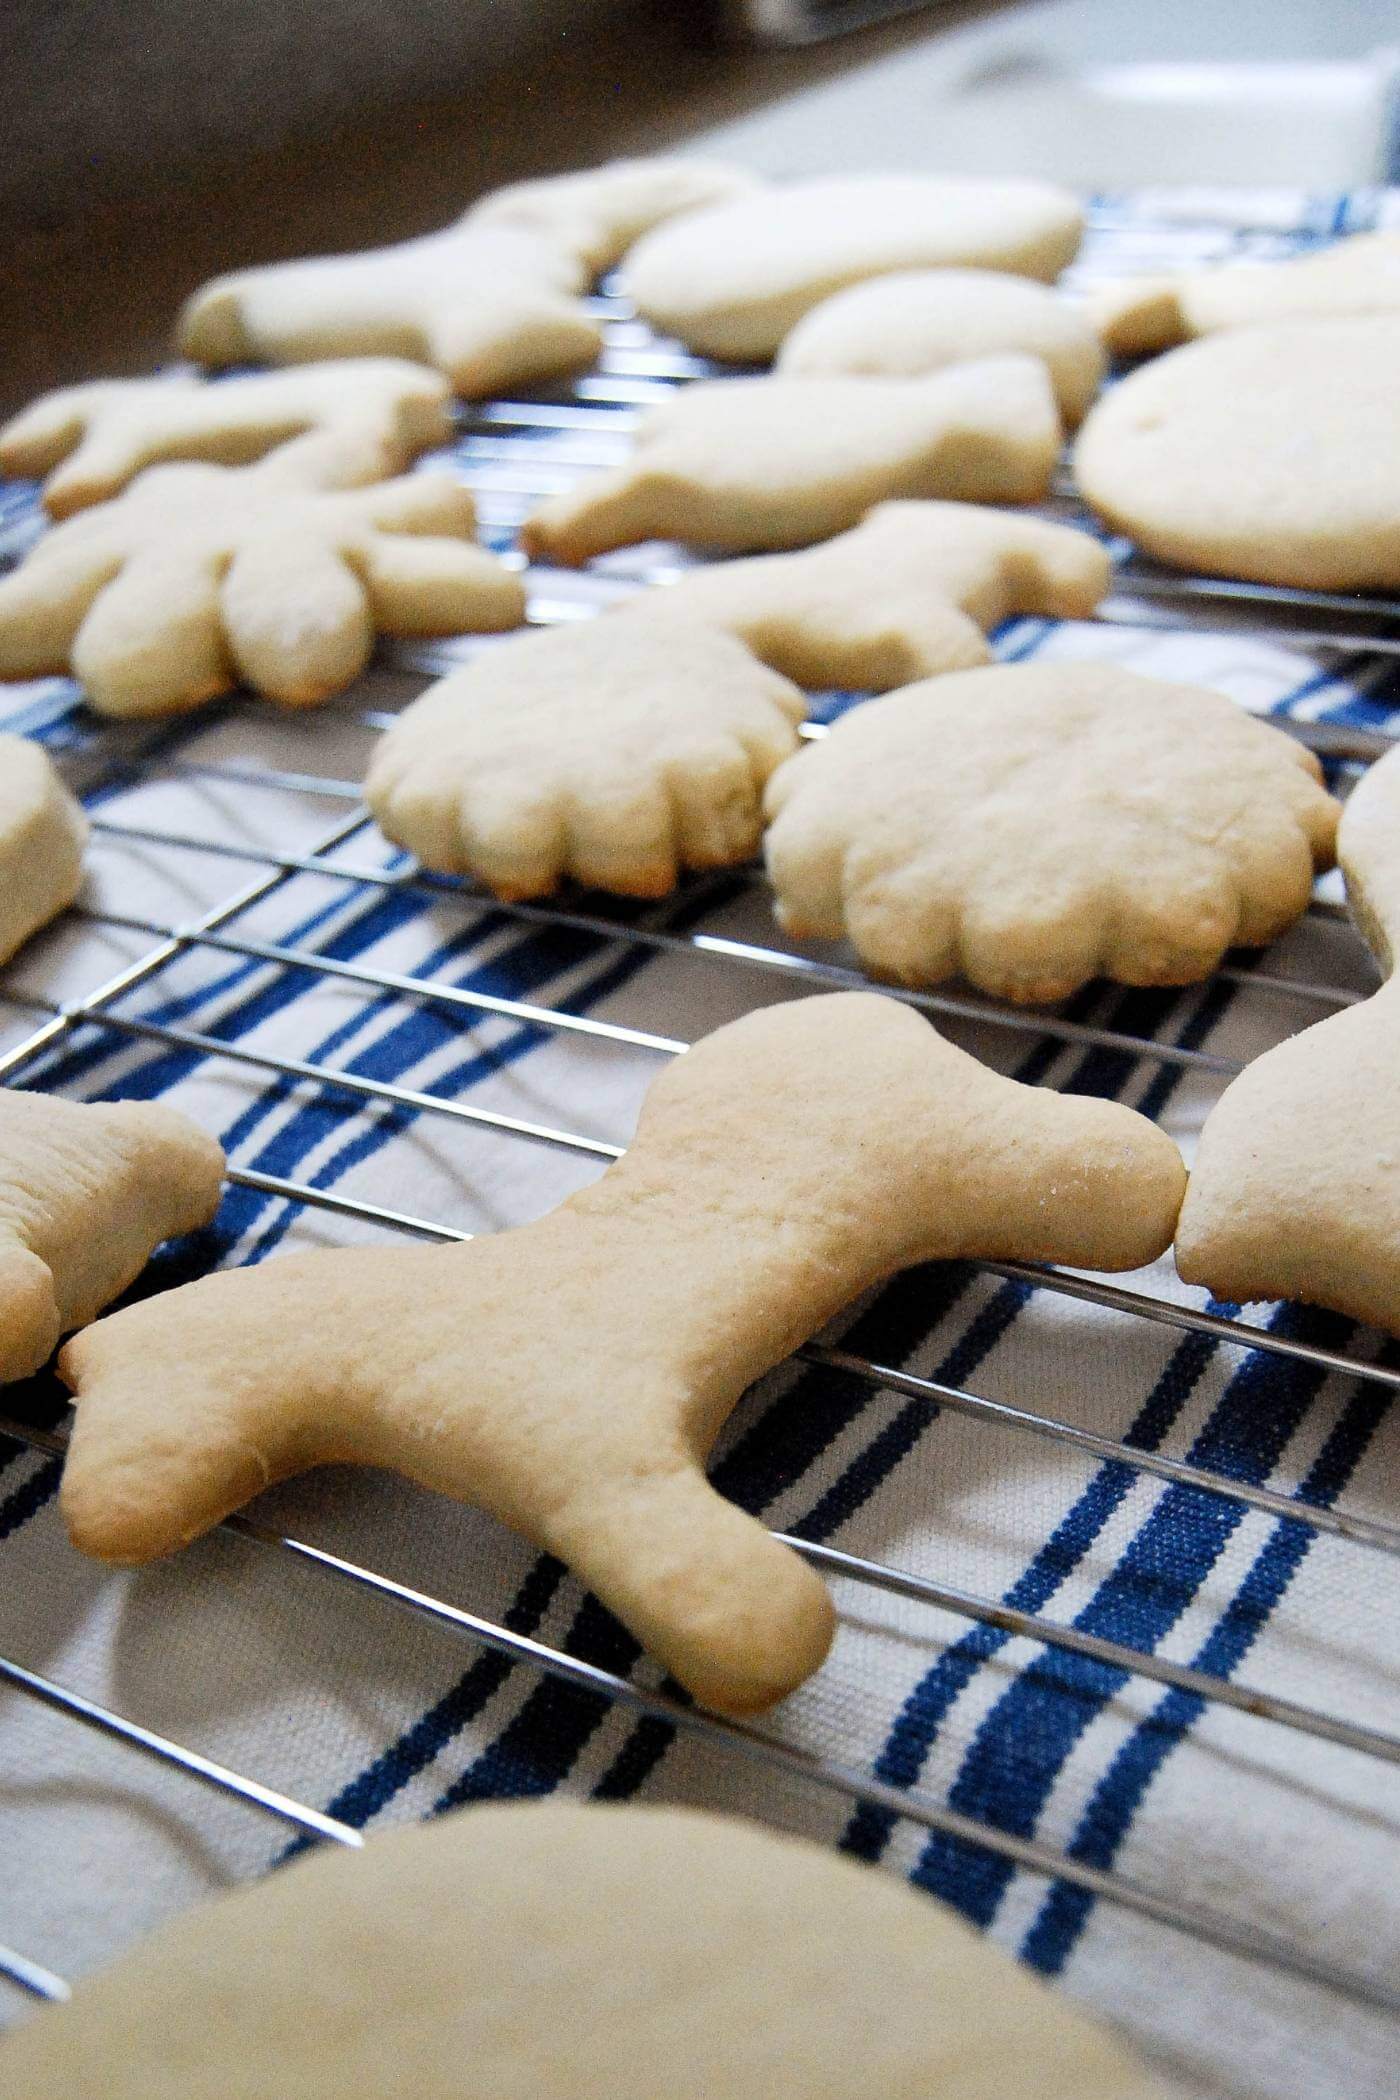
<box><xmin>0</xmin><ymin>184</ymin><xmax>1398</xmax><ymax>2100</ymax></box>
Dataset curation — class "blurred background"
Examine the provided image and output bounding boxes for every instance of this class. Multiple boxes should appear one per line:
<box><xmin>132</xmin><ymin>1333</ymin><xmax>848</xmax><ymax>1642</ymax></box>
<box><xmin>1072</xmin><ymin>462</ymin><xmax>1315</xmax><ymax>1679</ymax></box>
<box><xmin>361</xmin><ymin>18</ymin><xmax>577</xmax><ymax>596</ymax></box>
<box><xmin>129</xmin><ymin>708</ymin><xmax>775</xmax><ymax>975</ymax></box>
<box><xmin>3</xmin><ymin>0</ymin><xmax>1397</xmax><ymax>410</ymax></box>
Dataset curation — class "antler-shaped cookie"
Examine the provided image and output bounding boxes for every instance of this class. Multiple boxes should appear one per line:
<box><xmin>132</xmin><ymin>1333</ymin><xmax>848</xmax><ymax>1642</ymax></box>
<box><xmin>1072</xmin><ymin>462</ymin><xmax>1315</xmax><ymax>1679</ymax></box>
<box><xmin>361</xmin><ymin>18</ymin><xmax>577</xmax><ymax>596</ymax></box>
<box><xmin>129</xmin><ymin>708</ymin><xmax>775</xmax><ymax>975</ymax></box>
<box><xmin>0</xmin><ymin>1090</ymin><xmax>223</xmax><ymax>1384</ymax></box>
<box><xmin>60</xmin><ymin>993</ymin><xmax>1186</xmax><ymax>1713</ymax></box>
<box><xmin>0</xmin><ymin>359</ymin><xmax>452</xmax><ymax>519</ymax></box>
<box><xmin>520</xmin><ymin>361</ymin><xmax>1062</xmax><ymax>565</ymax></box>
<box><xmin>1089</xmin><ymin>229</ymin><xmax>1400</xmax><ymax>358</ymax></box>
<box><xmin>0</xmin><ymin>448</ymin><xmax>524</xmax><ymax>717</ymax></box>
<box><xmin>179</xmin><ymin>159</ymin><xmax>753</xmax><ymax>396</ymax></box>
<box><xmin>777</xmin><ymin>269</ymin><xmax>1106</xmax><ymax>425</ymax></box>
<box><xmin>763</xmin><ymin>664</ymin><xmax>1338</xmax><ymax>1002</ymax></box>
<box><xmin>1176</xmin><ymin>743</ymin><xmax>1400</xmax><ymax>1334</ymax></box>
<box><xmin>0</xmin><ymin>735</ymin><xmax>88</xmax><ymax>967</ymax></box>
<box><xmin>365</xmin><ymin>614</ymin><xmax>806</xmax><ymax>898</ymax></box>
<box><xmin>635</xmin><ymin>502</ymin><xmax>1111</xmax><ymax>690</ymax></box>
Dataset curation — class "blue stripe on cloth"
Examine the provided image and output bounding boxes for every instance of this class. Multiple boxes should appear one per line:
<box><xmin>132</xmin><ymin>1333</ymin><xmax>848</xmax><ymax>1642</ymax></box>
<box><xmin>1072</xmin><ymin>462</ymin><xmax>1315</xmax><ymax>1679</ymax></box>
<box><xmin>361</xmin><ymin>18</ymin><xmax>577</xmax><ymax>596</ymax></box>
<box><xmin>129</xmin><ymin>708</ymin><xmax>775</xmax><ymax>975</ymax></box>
<box><xmin>24</xmin><ymin>868</ymin><xmax>447</xmax><ymax>1104</ymax></box>
<box><xmin>198</xmin><ymin>877</ymin><xmax>746</xmax><ymax>1266</ymax></box>
<box><xmin>1018</xmin><ymin>1344</ymin><xmax>1397</xmax><ymax>1974</ymax></box>
<box><xmin>397</xmin><ymin>979</ymin><xmax>1228</xmax><ymax>1827</ymax></box>
<box><xmin>879</xmin><ymin>1300</ymin><xmax>1354</xmax><ymax>1930</ymax></box>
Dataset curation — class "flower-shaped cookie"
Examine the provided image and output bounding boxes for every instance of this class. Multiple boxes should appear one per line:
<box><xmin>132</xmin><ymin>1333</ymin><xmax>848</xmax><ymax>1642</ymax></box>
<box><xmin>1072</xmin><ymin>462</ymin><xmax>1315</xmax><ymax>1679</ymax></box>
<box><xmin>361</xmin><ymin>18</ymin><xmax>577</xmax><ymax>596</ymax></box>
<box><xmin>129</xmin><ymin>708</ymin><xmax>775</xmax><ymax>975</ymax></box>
<box><xmin>366</xmin><ymin>614</ymin><xmax>806</xmax><ymax>899</ymax></box>
<box><xmin>0</xmin><ymin>450</ymin><xmax>524</xmax><ymax>717</ymax></box>
<box><xmin>0</xmin><ymin>359</ymin><xmax>452</xmax><ymax>519</ymax></box>
<box><xmin>763</xmin><ymin>663</ymin><xmax>1339</xmax><ymax>1003</ymax></box>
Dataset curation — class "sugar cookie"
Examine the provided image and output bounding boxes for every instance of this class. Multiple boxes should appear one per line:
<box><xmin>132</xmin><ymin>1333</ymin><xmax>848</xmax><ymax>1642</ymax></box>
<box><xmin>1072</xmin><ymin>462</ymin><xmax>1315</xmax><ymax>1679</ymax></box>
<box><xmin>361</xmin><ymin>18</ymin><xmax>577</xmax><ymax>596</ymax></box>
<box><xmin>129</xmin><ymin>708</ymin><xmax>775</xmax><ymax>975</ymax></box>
<box><xmin>633</xmin><ymin>501</ymin><xmax>1111</xmax><ymax>690</ymax></box>
<box><xmin>179</xmin><ymin>158</ymin><xmax>755</xmax><ymax>396</ymax></box>
<box><xmin>0</xmin><ymin>735</ymin><xmax>88</xmax><ymax>966</ymax></box>
<box><xmin>465</xmin><ymin>155</ymin><xmax>760</xmax><ymax>272</ymax></box>
<box><xmin>623</xmin><ymin>175</ymin><xmax>1084</xmax><ymax>359</ymax></box>
<box><xmin>521</xmin><ymin>359</ymin><xmax>1062</xmax><ymax>564</ymax></box>
<box><xmin>0</xmin><ymin>1089</ymin><xmax>223</xmax><ymax>1384</ymax></box>
<box><xmin>1073</xmin><ymin>318</ymin><xmax>1400</xmax><ymax>589</ymax></box>
<box><xmin>1090</xmin><ymin>229</ymin><xmax>1400</xmax><ymax>358</ymax></box>
<box><xmin>0</xmin><ymin>1802</ymin><xmax>1161</xmax><ymax>2099</ymax></box>
<box><xmin>59</xmin><ymin>992</ymin><xmax>1185</xmax><ymax>1713</ymax></box>
<box><xmin>365</xmin><ymin>614</ymin><xmax>805</xmax><ymax>899</ymax></box>
<box><xmin>763</xmin><ymin>663</ymin><xmax>1337</xmax><ymax>1003</ymax></box>
<box><xmin>180</xmin><ymin>223</ymin><xmax>601</xmax><ymax>398</ymax></box>
<box><xmin>778</xmin><ymin>269</ymin><xmax>1105</xmax><ymax>423</ymax></box>
<box><xmin>1176</xmin><ymin>743</ymin><xmax>1400</xmax><ymax>1333</ymax></box>
<box><xmin>0</xmin><ymin>448</ymin><xmax>525</xmax><ymax>718</ymax></box>
<box><xmin>0</xmin><ymin>360</ymin><xmax>452</xmax><ymax>520</ymax></box>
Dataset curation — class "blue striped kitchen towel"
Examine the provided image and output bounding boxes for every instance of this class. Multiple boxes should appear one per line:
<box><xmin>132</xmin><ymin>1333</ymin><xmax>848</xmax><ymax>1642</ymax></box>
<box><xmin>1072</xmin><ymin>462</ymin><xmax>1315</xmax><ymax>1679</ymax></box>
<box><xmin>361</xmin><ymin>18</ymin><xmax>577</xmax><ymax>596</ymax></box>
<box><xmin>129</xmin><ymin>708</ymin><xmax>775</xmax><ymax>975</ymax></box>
<box><xmin>0</xmin><ymin>183</ymin><xmax>1398</xmax><ymax>2100</ymax></box>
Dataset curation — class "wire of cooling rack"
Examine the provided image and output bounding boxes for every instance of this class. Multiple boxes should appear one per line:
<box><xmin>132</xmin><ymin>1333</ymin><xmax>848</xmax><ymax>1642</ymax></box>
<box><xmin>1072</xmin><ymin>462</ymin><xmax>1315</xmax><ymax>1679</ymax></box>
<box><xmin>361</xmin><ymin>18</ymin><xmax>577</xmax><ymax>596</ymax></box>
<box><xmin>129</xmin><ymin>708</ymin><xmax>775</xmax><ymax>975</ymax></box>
<box><xmin>2</xmin><ymin>717</ymin><xmax>1400</xmax><ymax>2015</ymax></box>
<box><xmin>2</xmin><ymin>206</ymin><xmax>1399</xmax><ymax>2028</ymax></box>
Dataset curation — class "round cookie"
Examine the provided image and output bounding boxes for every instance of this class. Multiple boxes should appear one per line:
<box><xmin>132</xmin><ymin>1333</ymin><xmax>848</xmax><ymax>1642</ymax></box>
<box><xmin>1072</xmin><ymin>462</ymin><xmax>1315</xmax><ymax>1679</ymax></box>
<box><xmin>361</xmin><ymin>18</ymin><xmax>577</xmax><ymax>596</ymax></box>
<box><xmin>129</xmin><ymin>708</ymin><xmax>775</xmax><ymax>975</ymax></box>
<box><xmin>623</xmin><ymin>175</ymin><xmax>1084</xmax><ymax>360</ymax></box>
<box><xmin>762</xmin><ymin>661</ymin><xmax>1338</xmax><ymax>1003</ymax></box>
<box><xmin>0</xmin><ymin>1801</ymin><xmax>1160</xmax><ymax>2099</ymax></box>
<box><xmin>778</xmin><ymin>269</ymin><xmax>1105</xmax><ymax>424</ymax></box>
<box><xmin>1073</xmin><ymin>318</ymin><xmax>1400</xmax><ymax>589</ymax></box>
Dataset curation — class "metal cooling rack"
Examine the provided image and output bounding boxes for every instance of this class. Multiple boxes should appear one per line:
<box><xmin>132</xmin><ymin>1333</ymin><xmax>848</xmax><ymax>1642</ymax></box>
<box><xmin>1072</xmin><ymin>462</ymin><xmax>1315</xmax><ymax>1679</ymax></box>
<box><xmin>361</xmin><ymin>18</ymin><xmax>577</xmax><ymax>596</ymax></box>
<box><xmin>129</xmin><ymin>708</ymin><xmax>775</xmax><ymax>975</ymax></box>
<box><xmin>1</xmin><ymin>202</ymin><xmax>1399</xmax><ymax>2028</ymax></box>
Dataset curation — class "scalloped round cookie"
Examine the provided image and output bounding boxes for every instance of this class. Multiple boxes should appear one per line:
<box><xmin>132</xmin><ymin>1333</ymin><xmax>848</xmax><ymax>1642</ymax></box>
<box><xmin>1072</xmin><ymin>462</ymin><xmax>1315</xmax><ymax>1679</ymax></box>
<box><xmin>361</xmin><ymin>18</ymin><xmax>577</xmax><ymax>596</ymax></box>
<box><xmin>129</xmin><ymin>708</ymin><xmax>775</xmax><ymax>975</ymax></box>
<box><xmin>778</xmin><ymin>269</ymin><xmax>1105</xmax><ymax>424</ymax></box>
<box><xmin>1073</xmin><ymin>318</ymin><xmax>1400</xmax><ymax>589</ymax></box>
<box><xmin>0</xmin><ymin>1801</ymin><xmax>1160</xmax><ymax>2099</ymax></box>
<box><xmin>763</xmin><ymin>661</ymin><xmax>1338</xmax><ymax>1003</ymax></box>
<box><xmin>622</xmin><ymin>175</ymin><xmax>1084</xmax><ymax>359</ymax></box>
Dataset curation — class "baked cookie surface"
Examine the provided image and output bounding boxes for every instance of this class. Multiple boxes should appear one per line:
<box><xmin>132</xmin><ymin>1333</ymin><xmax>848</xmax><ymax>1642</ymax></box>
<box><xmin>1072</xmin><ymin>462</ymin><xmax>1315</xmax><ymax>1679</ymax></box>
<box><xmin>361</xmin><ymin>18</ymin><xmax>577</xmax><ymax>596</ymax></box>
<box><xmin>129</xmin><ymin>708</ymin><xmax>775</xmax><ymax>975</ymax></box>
<box><xmin>0</xmin><ymin>1088</ymin><xmax>223</xmax><ymax>1383</ymax></box>
<box><xmin>465</xmin><ymin>155</ymin><xmax>759</xmax><ymax>271</ymax></box>
<box><xmin>179</xmin><ymin>157</ymin><xmax>756</xmax><ymax>396</ymax></box>
<box><xmin>1073</xmin><ymin>318</ymin><xmax>1400</xmax><ymax>589</ymax></box>
<box><xmin>623</xmin><ymin>174</ymin><xmax>1084</xmax><ymax>358</ymax></box>
<box><xmin>57</xmin><ymin>993</ymin><xmax>1184</xmax><ymax>1713</ymax></box>
<box><xmin>181</xmin><ymin>221</ymin><xmax>601</xmax><ymax>397</ymax></box>
<box><xmin>0</xmin><ymin>1800</ymin><xmax>1160</xmax><ymax>2099</ymax></box>
<box><xmin>0</xmin><ymin>359</ymin><xmax>452</xmax><ymax>519</ymax></box>
<box><xmin>1176</xmin><ymin>741</ymin><xmax>1400</xmax><ymax>1334</ymax></box>
<box><xmin>634</xmin><ymin>501</ymin><xmax>1111</xmax><ymax>690</ymax></box>
<box><xmin>522</xmin><ymin>360</ymin><xmax>1062</xmax><ymax>563</ymax></box>
<box><xmin>365</xmin><ymin>613</ymin><xmax>807</xmax><ymax>898</ymax></box>
<box><xmin>778</xmin><ymin>268</ymin><xmax>1105</xmax><ymax>423</ymax></box>
<box><xmin>0</xmin><ymin>451</ymin><xmax>524</xmax><ymax>717</ymax></box>
<box><xmin>763</xmin><ymin>662</ymin><xmax>1337</xmax><ymax>1002</ymax></box>
<box><xmin>0</xmin><ymin>734</ymin><xmax>88</xmax><ymax>967</ymax></box>
<box><xmin>1090</xmin><ymin>228</ymin><xmax>1400</xmax><ymax>357</ymax></box>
